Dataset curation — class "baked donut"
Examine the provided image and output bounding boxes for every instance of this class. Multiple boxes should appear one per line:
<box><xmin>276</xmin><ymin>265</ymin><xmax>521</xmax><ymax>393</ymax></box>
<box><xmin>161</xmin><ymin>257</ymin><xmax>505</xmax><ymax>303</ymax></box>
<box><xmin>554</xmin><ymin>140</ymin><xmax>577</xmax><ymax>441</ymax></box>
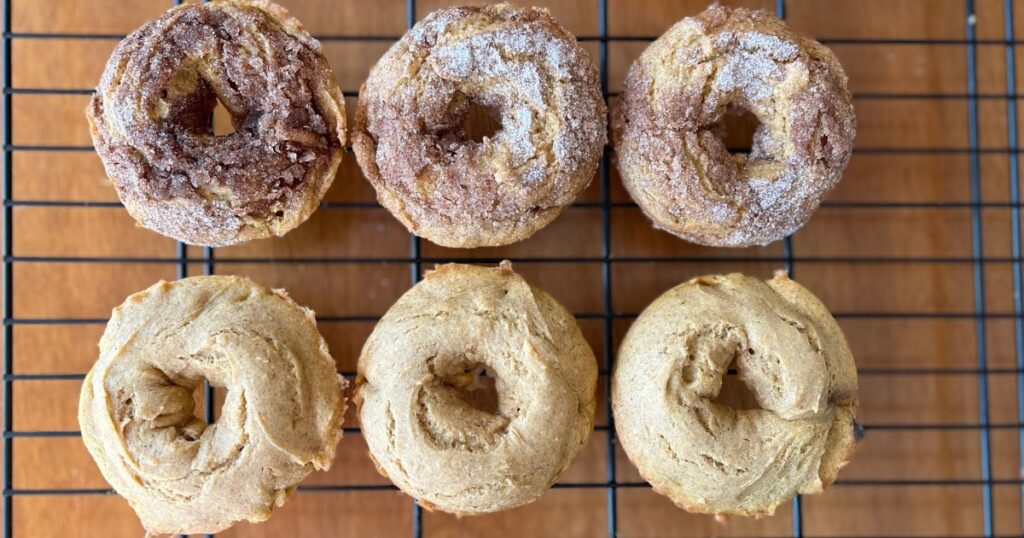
<box><xmin>356</xmin><ymin>262</ymin><xmax>597</xmax><ymax>513</ymax></box>
<box><xmin>88</xmin><ymin>0</ymin><xmax>346</xmax><ymax>247</ymax></box>
<box><xmin>353</xmin><ymin>4</ymin><xmax>606</xmax><ymax>248</ymax></box>
<box><xmin>612</xmin><ymin>6</ymin><xmax>855</xmax><ymax>247</ymax></box>
<box><xmin>612</xmin><ymin>273</ymin><xmax>858</xmax><ymax>516</ymax></box>
<box><xmin>78</xmin><ymin>276</ymin><xmax>346</xmax><ymax>534</ymax></box>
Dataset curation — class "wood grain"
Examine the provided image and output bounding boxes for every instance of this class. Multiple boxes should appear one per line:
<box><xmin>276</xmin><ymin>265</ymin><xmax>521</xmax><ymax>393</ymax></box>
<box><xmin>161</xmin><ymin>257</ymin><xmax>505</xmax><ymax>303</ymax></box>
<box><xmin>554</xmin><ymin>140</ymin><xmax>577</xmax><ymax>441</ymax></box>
<box><xmin>3</xmin><ymin>0</ymin><xmax>1023</xmax><ymax>536</ymax></box>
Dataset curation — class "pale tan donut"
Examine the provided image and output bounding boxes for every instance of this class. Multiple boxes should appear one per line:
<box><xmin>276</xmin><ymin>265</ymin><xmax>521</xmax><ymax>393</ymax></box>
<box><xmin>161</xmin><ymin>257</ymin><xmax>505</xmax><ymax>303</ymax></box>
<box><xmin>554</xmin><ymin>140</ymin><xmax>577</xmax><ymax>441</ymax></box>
<box><xmin>356</xmin><ymin>263</ymin><xmax>597</xmax><ymax>514</ymax></box>
<box><xmin>613</xmin><ymin>273</ymin><xmax>858</xmax><ymax>516</ymax></box>
<box><xmin>78</xmin><ymin>276</ymin><xmax>346</xmax><ymax>534</ymax></box>
<box><xmin>612</xmin><ymin>5</ymin><xmax>856</xmax><ymax>247</ymax></box>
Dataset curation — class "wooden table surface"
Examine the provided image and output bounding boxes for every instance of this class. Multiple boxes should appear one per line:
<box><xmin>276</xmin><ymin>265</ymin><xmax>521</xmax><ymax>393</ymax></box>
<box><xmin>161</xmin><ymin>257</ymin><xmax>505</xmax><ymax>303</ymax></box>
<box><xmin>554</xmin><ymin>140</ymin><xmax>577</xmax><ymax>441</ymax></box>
<box><xmin>3</xmin><ymin>0</ymin><xmax>1024</xmax><ymax>536</ymax></box>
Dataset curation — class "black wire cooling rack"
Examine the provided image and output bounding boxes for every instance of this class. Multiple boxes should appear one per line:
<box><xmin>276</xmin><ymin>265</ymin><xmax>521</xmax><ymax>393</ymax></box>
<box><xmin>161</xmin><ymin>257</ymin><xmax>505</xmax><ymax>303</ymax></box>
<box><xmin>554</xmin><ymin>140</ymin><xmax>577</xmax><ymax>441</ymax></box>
<box><xmin>2</xmin><ymin>0</ymin><xmax>1024</xmax><ymax>536</ymax></box>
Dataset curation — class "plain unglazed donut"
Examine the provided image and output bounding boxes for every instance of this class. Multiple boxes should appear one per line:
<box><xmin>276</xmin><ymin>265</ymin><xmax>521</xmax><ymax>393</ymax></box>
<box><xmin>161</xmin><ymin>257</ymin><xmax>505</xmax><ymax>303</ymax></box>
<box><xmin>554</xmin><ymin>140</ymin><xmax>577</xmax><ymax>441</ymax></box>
<box><xmin>612</xmin><ymin>273</ymin><xmax>858</xmax><ymax>516</ymax></box>
<box><xmin>612</xmin><ymin>5</ymin><xmax>856</xmax><ymax>247</ymax></box>
<box><xmin>353</xmin><ymin>4</ymin><xmax>606</xmax><ymax>248</ymax></box>
<box><xmin>88</xmin><ymin>0</ymin><xmax>346</xmax><ymax>247</ymax></box>
<box><xmin>78</xmin><ymin>276</ymin><xmax>346</xmax><ymax>534</ymax></box>
<box><xmin>355</xmin><ymin>262</ymin><xmax>597</xmax><ymax>514</ymax></box>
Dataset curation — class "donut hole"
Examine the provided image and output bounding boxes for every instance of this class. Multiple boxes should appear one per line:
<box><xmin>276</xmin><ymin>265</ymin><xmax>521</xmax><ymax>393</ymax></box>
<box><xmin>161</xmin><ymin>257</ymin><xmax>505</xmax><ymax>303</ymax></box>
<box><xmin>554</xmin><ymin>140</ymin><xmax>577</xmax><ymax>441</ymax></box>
<box><xmin>713</xmin><ymin>359</ymin><xmax>763</xmax><ymax>411</ymax></box>
<box><xmin>191</xmin><ymin>383</ymin><xmax>210</xmax><ymax>424</ymax></box>
<box><xmin>441</xmin><ymin>363</ymin><xmax>500</xmax><ymax>415</ymax></box>
<box><xmin>211</xmin><ymin>98</ymin><xmax>238</xmax><ymax>137</ymax></box>
<box><xmin>712</xmin><ymin>105</ymin><xmax>762</xmax><ymax>155</ymax></box>
<box><xmin>191</xmin><ymin>381</ymin><xmax>222</xmax><ymax>424</ymax></box>
<box><xmin>417</xmin><ymin>357</ymin><xmax>509</xmax><ymax>451</ymax></box>
<box><xmin>463</xmin><ymin>366</ymin><xmax>500</xmax><ymax>415</ymax></box>
<box><xmin>460</xmin><ymin>101</ymin><xmax>503</xmax><ymax>143</ymax></box>
<box><xmin>158</xmin><ymin>69</ymin><xmax>243</xmax><ymax>138</ymax></box>
<box><xmin>181</xmin><ymin>378</ymin><xmax>225</xmax><ymax>433</ymax></box>
<box><xmin>126</xmin><ymin>367</ymin><xmax>224</xmax><ymax>446</ymax></box>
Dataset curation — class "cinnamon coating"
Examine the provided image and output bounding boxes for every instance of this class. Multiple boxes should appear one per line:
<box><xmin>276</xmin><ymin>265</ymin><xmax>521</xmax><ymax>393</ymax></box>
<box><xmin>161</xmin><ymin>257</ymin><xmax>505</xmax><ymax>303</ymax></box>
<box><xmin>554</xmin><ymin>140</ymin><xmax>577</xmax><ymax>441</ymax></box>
<box><xmin>612</xmin><ymin>5</ymin><xmax>855</xmax><ymax>247</ymax></box>
<box><xmin>353</xmin><ymin>4</ymin><xmax>606</xmax><ymax>248</ymax></box>
<box><xmin>87</xmin><ymin>0</ymin><xmax>346</xmax><ymax>246</ymax></box>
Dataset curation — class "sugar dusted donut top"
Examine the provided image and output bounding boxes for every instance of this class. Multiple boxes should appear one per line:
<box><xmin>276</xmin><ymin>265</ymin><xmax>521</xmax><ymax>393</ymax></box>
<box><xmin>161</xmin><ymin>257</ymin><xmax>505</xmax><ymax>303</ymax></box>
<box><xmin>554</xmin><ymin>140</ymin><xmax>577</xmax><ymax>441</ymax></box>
<box><xmin>613</xmin><ymin>5</ymin><xmax>855</xmax><ymax>247</ymax></box>
<box><xmin>88</xmin><ymin>0</ymin><xmax>346</xmax><ymax>246</ymax></box>
<box><xmin>353</xmin><ymin>4</ymin><xmax>606</xmax><ymax>248</ymax></box>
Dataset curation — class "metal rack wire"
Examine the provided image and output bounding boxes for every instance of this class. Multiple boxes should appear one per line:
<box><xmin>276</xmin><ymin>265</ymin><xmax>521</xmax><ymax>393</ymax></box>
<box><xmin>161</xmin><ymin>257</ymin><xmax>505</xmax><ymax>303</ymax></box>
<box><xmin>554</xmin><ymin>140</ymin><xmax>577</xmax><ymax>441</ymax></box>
<box><xmin>2</xmin><ymin>0</ymin><xmax>1024</xmax><ymax>537</ymax></box>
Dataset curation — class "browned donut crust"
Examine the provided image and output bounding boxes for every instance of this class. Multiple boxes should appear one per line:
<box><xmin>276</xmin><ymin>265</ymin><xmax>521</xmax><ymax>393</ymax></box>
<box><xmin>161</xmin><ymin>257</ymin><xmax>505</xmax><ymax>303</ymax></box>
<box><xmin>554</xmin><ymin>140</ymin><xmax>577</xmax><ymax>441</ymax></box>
<box><xmin>87</xmin><ymin>0</ymin><xmax>346</xmax><ymax>247</ymax></box>
<box><xmin>353</xmin><ymin>4</ymin><xmax>606</xmax><ymax>248</ymax></box>
<box><xmin>612</xmin><ymin>6</ymin><xmax>855</xmax><ymax>247</ymax></box>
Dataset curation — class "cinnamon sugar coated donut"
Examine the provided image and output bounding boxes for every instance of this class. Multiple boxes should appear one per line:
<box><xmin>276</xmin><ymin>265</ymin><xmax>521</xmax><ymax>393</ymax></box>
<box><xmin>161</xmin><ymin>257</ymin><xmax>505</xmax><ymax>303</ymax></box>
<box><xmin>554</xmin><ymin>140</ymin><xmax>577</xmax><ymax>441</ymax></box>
<box><xmin>78</xmin><ymin>276</ymin><xmax>346</xmax><ymax>534</ymax></box>
<box><xmin>356</xmin><ymin>263</ymin><xmax>597</xmax><ymax>514</ymax></box>
<box><xmin>87</xmin><ymin>0</ymin><xmax>346</xmax><ymax>246</ymax></box>
<box><xmin>612</xmin><ymin>6</ymin><xmax>856</xmax><ymax>247</ymax></box>
<box><xmin>353</xmin><ymin>4</ymin><xmax>607</xmax><ymax>248</ymax></box>
<box><xmin>613</xmin><ymin>273</ymin><xmax>858</xmax><ymax>516</ymax></box>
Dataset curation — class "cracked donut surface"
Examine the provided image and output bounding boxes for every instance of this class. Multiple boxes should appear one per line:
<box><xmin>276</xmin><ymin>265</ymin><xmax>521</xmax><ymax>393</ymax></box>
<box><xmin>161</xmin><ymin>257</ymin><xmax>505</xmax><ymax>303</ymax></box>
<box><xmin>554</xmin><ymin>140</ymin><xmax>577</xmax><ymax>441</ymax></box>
<box><xmin>87</xmin><ymin>0</ymin><xmax>346</xmax><ymax>246</ymax></box>
<box><xmin>356</xmin><ymin>263</ymin><xmax>597</xmax><ymax>513</ymax></box>
<box><xmin>78</xmin><ymin>276</ymin><xmax>346</xmax><ymax>534</ymax></box>
<box><xmin>353</xmin><ymin>4</ymin><xmax>606</xmax><ymax>248</ymax></box>
<box><xmin>612</xmin><ymin>273</ymin><xmax>858</xmax><ymax>516</ymax></box>
<box><xmin>612</xmin><ymin>5</ymin><xmax>855</xmax><ymax>247</ymax></box>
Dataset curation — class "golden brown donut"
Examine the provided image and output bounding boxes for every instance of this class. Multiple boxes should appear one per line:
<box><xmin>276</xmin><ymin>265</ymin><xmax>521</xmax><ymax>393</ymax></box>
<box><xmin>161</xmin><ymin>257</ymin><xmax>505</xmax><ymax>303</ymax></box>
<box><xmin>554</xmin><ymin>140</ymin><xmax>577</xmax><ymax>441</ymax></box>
<box><xmin>613</xmin><ymin>273</ymin><xmax>858</xmax><ymax>516</ymax></box>
<box><xmin>355</xmin><ymin>263</ymin><xmax>597</xmax><ymax>513</ymax></box>
<box><xmin>612</xmin><ymin>6</ymin><xmax>856</xmax><ymax>247</ymax></box>
<box><xmin>78</xmin><ymin>276</ymin><xmax>346</xmax><ymax>534</ymax></box>
<box><xmin>353</xmin><ymin>4</ymin><xmax>607</xmax><ymax>248</ymax></box>
<box><xmin>88</xmin><ymin>0</ymin><xmax>346</xmax><ymax>247</ymax></box>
